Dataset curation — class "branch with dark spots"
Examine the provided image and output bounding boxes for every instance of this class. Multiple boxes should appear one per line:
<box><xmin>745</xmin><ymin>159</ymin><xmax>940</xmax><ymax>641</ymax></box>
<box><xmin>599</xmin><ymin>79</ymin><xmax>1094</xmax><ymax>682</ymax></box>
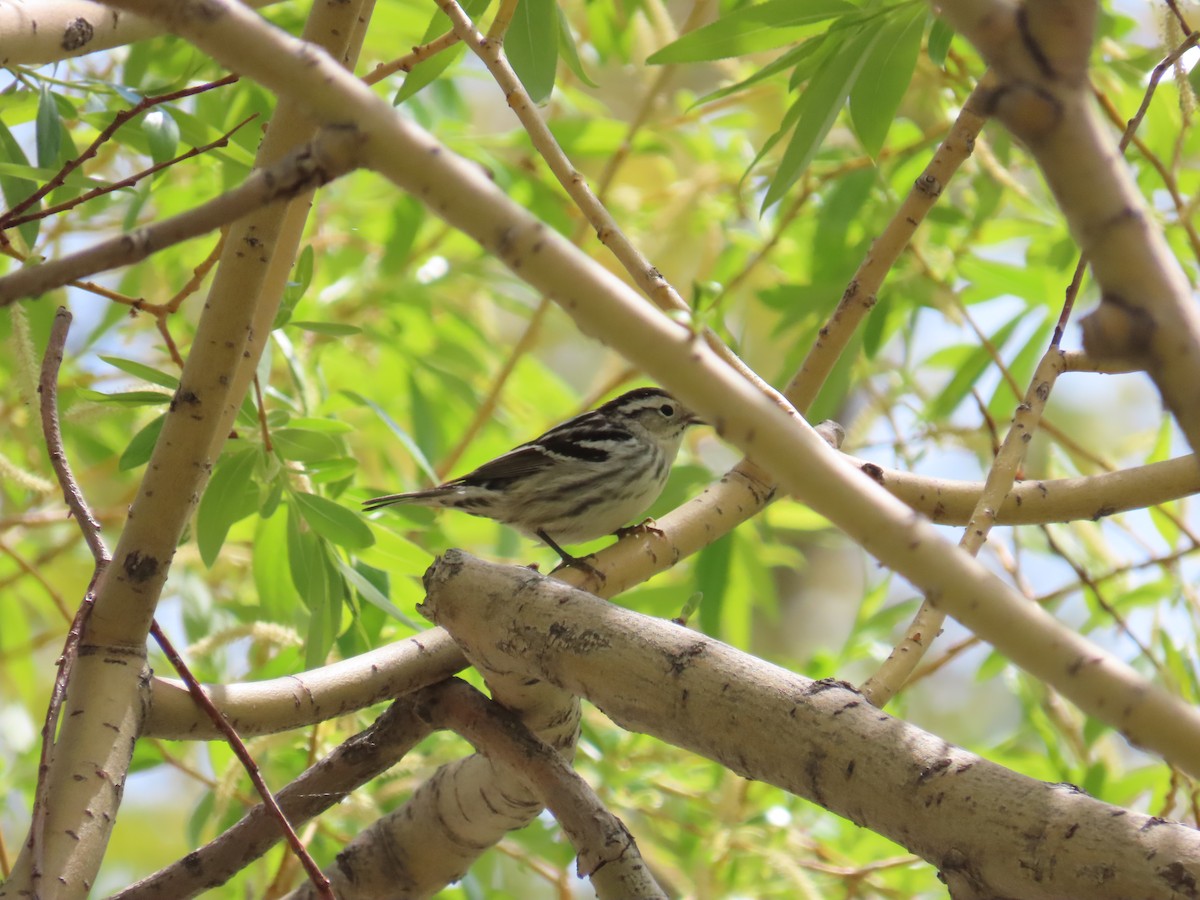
<box><xmin>1015</xmin><ymin>6</ymin><xmax>1055</xmax><ymax>79</ymax></box>
<box><xmin>121</xmin><ymin>550</ymin><xmax>160</xmax><ymax>583</ymax></box>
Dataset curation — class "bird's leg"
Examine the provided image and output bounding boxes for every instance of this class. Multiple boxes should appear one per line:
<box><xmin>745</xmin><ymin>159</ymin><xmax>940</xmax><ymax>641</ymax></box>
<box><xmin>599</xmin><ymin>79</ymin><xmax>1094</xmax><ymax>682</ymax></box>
<box><xmin>613</xmin><ymin>517</ymin><xmax>665</xmax><ymax>540</ymax></box>
<box><xmin>537</xmin><ymin>528</ymin><xmax>605</xmax><ymax>583</ymax></box>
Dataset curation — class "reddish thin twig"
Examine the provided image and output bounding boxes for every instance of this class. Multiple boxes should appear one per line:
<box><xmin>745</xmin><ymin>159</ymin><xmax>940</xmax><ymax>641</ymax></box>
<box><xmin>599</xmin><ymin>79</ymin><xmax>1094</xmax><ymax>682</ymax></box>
<box><xmin>147</xmin><ymin>624</ymin><xmax>335</xmax><ymax>900</ymax></box>
<box><xmin>0</xmin><ymin>74</ymin><xmax>239</xmax><ymax>227</ymax></box>
<box><xmin>5</xmin><ymin>114</ymin><xmax>258</xmax><ymax>230</ymax></box>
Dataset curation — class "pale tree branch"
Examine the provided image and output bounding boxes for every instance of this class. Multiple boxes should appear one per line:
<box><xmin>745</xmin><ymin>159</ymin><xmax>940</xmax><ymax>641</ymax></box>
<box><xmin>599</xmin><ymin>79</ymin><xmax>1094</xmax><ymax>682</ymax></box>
<box><xmin>31</xmin><ymin>307</ymin><xmax>109</xmax><ymax>899</ymax></box>
<box><xmin>421</xmin><ymin>552</ymin><xmax>1200</xmax><ymax>900</ymax></box>
<box><xmin>935</xmin><ymin>0</ymin><xmax>1200</xmax><ymax>460</ymax></box>
<box><xmin>285</xmin><ymin>580</ymin><xmax>581</xmax><ymax>899</ymax></box>
<box><xmin>0</xmin><ymin>0</ymin><xmax>277</xmax><ymax>65</ymax></box>
<box><xmin>140</xmin><ymin>442</ymin><xmax>1200</xmax><ymax>739</ymax></box>
<box><xmin>143</xmin><ymin>628</ymin><xmax>464</xmax><ymax>739</ymax></box>
<box><xmin>415</xmin><ymin>680</ymin><xmax>665</xmax><ymax>900</ymax></box>
<box><xmin>861</xmin><ymin>349</ymin><xmax>1068</xmax><ymax>705</ymax></box>
<box><xmin>100</xmin><ymin>0</ymin><xmax>1200</xmax><ymax>775</ymax></box>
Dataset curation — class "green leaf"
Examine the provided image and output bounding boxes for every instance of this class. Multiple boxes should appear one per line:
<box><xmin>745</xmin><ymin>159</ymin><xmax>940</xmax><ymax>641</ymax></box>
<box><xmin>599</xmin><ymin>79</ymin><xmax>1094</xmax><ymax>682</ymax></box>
<box><xmin>557</xmin><ymin>7</ymin><xmax>598</xmax><ymax>88</ymax></box>
<box><xmin>695</xmin><ymin>533</ymin><xmax>733</xmax><ymax>636</ymax></box>
<box><xmin>196</xmin><ymin>448</ymin><xmax>260</xmax><ymax>567</ymax></box>
<box><xmin>507</xmin><ymin>0</ymin><xmax>559</xmax><ymax>104</ymax></box>
<box><xmin>275</xmin><ymin>244</ymin><xmax>314</xmax><ymax>329</ymax></box>
<box><xmin>692</xmin><ymin>38</ymin><xmax>825</xmax><ymax>109</ymax></box>
<box><xmin>36</xmin><ymin>86</ymin><xmax>62</xmax><ymax>169</ymax></box>
<box><xmin>288</xmin><ymin>321</ymin><xmax>361</xmax><ymax>336</ymax></box>
<box><xmin>0</xmin><ymin>118</ymin><xmax>41</xmax><ymax>248</ymax></box>
<box><xmin>762</xmin><ymin>21</ymin><xmax>885</xmax><ymax>211</ymax></box>
<box><xmin>100</xmin><ymin>355</ymin><xmax>180</xmax><ymax>389</ymax></box>
<box><xmin>287</xmin><ymin>504</ymin><xmax>343</xmax><ymax>667</ymax></box>
<box><xmin>289</xmin><ymin>417</ymin><xmax>353</xmax><ymax>434</ymax></box>
<box><xmin>344</xmin><ymin>390</ymin><xmax>440</xmax><ymax>484</ymax></box>
<box><xmin>849</xmin><ymin>7</ymin><xmax>926</xmax><ymax>158</ymax></box>
<box><xmin>119</xmin><ymin>414</ymin><xmax>165</xmax><ymax>470</ymax></box>
<box><xmin>78</xmin><ymin>389</ymin><xmax>171</xmax><ymax>406</ymax></box>
<box><xmin>287</xmin><ymin>501</ymin><xmax>317</xmax><ymax>598</ymax></box>
<box><xmin>273</xmin><ymin>427</ymin><xmax>343</xmax><ymax>463</ymax></box>
<box><xmin>253</xmin><ymin>506</ymin><xmax>300</xmax><ymax>622</ymax></box>
<box><xmin>927</xmin><ymin>15</ymin><xmax>954</xmax><ymax>67</ymax></box>
<box><xmin>393</xmin><ymin>0</ymin><xmax>492</xmax><ymax>106</ymax></box>
<box><xmin>648</xmin><ymin>0</ymin><xmax>854</xmax><ymax>64</ymax></box>
<box><xmin>293</xmin><ymin>491</ymin><xmax>375</xmax><ymax>550</ymax></box>
<box><xmin>927</xmin><ymin>314</ymin><xmax>1024</xmax><ymax>420</ymax></box>
<box><xmin>142</xmin><ymin>109</ymin><xmax>180</xmax><ymax>165</ymax></box>
<box><xmin>334</xmin><ymin>556</ymin><xmax>421</xmax><ymax>629</ymax></box>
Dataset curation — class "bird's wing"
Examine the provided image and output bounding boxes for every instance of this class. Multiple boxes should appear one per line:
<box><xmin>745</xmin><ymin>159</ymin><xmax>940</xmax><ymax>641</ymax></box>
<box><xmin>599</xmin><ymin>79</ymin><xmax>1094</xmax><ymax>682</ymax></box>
<box><xmin>453</xmin><ymin>443</ymin><xmax>556</xmax><ymax>487</ymax></box>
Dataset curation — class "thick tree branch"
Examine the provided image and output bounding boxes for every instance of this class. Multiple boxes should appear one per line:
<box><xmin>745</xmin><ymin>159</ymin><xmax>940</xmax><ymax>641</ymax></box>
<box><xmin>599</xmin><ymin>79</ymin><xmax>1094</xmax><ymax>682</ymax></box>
<box><xmin>422</xmin><ymin>552</ymin><xmax>1200</xmax><ymax>900</ymax></box>
<box><xmin>416</xmin><ymin>680</ymin><xmax>665</xmax><ymax>900</ymax></box>
<box><xmin>0</xmin><ymin>0</ymin><xmax>276</xmax><ymax>64</ymax></box>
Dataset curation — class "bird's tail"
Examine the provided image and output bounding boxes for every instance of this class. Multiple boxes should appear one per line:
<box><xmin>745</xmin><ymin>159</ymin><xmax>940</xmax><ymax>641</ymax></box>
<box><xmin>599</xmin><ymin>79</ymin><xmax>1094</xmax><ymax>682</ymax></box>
<box><xmin>362</xmin><ymin>487</ymin><xmax>450</xmax><ymax>512</ymax></box>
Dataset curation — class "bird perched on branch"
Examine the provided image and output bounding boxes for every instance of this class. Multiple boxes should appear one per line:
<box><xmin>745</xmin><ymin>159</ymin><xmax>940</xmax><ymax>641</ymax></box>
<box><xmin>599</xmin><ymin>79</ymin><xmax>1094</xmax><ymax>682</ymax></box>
<box><xmin>363</xmin><ymin>387</ymin><xmax>702</xmax><ymax>572</ymax></box>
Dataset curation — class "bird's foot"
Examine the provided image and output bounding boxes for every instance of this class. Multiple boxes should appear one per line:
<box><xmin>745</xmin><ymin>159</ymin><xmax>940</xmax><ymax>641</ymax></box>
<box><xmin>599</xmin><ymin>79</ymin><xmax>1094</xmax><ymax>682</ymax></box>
<box><xmin>550</xmin><ymin>554</ymin><xmax>606</xmax><ymax>584</ymax></box>
<box><xmin>537</xmin><ymin>528</ymin><xmax>606</xmax><ymax>585</ymax></box>
<box><xmin>613</xmin><ymin>518</ymin><xmax>665</xmax><ymax>540</ymax></box>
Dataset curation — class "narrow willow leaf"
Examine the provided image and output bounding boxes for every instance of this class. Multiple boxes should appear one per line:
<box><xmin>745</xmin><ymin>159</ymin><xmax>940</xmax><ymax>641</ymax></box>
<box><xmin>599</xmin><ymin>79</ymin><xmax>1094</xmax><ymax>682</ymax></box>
<box><xmin>196</xmin><ymin>448</ymin><xmax>260</xmax><ymax>567</ymax></box>
<box><xmin>393</xmin><ymin>0</ymin><xmax>492</xmax><ymax>105</ymax></box>
<box><xmin>0</xmin><ymin>119</ymin><xmax>41</xmax><ymax>248</ymax></box>
<box><xmin>849</xmin><ymin>7</ymin><xmax>926</xmax><ymax>158</ymax></box>
<box><xmin>294</xmin><ymin>491</ymin><xmax>375</xmax><ymax>550</ymax></box>
<box><xmin>557</xmin><ymin>6</ymin><xmax>598</xmax><ymax>88</ymax></box>
<box><xmin>648</xmin><ymin>0</ymin><xmax>854</xmax><ymax>64</ymax></box>
<box><xmin>100</xmin><ymin>355</ymin><xmax>180</xmax><ymax>389</ymax></box>
<box><xmin>253</xmin><ymin>507</ymin><xmax>299</xmax><ymax>622</ymax></box>
<box><xmin>929</xmin><ymin>315</ymin><xmax>1024</xmax><ymax>420</ymax></box>
<box><xmin>78</xmin><ymin>389</ymin><xmax>171</xmax><ymax>406</ymax></box>
<box><xmin>508</xmin><ymin>0</ymin><xmax>558</xmax><ymax>103</ymax></box>
<box><xmin>119</xmin><ymin>415</ymin><xmax>165</xmax><ymax>470</ymax></box>
<box><xmin>36</xmin><ymin>85</ymin><xmax>62</xmax><ymax>169</ymax></box>
<box><xmin>335</xmin><ymin>557</ymin><xmax>421</xmax><ymax>629</ymax></box>
<box><xmin>927</xmin><ymin>15</ymin><xmax>954</xmax><ymax>66</ymax></box>
<box><xmin>142</xmin><ymin>109</ymin><xmax>180</xmax><ymax>165</ymax></box>
<box><xmin>762</xmin><ymin>21</ymin><xmax>885</xmax><ymax>212</ymax></box>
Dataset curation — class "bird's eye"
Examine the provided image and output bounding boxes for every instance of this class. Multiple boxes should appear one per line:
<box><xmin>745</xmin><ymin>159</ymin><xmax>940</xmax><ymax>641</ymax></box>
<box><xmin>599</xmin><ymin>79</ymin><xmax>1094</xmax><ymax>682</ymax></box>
<box><xmin>659</xmin><ymin>404</ymin><xmax>675</xmax><ymax>417</ymax></box>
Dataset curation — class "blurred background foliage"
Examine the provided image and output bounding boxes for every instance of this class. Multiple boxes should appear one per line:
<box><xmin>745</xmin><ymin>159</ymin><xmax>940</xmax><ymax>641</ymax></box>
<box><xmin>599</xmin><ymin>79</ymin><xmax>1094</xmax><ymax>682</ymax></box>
<box><xmin>1</xmin><ymin>0</ymin><xmax>1198</xmax><ymax>895</ymax></box>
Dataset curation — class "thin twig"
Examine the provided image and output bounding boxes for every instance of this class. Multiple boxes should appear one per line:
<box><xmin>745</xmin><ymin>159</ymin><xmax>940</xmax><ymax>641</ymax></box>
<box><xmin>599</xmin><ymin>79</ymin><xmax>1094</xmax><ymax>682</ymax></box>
<box><xmin>0</xmin><ymin>125</ymin><xmax>363</xmax><ymax>307</ymax></box>
<box><xmin>4</xmin><ymin>114</ymin><xmax>258</xmax><ymax>230</ymax></box>
<box><xmin>362</xmin><ymin>29</ymin><xmax>460</xmax><ymax>85</ymax></box>
<box><xmin>0</xmin><ymin>75</ymin><xmax>239</xmax><ymax>227</ymax></box>
<box><xmin>147</xmin><ymin>623</ymin><xmax>335</xmax><ymax>900</ymax></box>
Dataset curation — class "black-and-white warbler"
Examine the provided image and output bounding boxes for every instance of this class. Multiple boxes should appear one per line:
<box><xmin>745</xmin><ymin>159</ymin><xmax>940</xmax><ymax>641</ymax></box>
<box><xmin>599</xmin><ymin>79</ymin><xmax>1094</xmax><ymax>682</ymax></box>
<box><xmin>363</xmin><ymin>387</ymin><xmax>702</xmax><ymax>569</ymax></box>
